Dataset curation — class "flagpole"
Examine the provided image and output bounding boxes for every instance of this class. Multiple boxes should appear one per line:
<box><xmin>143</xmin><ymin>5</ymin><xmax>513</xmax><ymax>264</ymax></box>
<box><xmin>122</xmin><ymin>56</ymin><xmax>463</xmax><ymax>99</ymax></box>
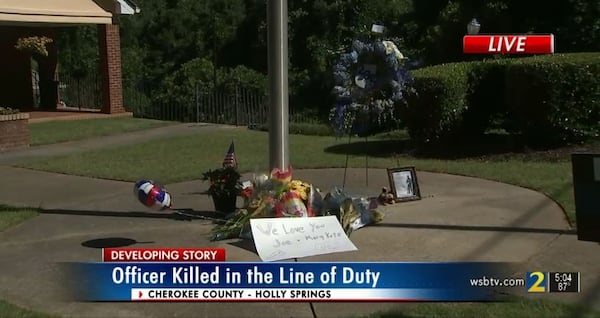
<box><xmin>267</xmin><ymin>0</ymin><xmax>289</xmax><ymax>170</ymax></box>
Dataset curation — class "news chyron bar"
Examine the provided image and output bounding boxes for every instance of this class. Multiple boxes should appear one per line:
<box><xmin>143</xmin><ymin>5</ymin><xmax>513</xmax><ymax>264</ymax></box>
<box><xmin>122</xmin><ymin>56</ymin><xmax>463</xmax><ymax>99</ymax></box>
<box><xmin>63</xmin><ymin>247</ymin><xmax>579</xmax><ymax>302</ymax></box>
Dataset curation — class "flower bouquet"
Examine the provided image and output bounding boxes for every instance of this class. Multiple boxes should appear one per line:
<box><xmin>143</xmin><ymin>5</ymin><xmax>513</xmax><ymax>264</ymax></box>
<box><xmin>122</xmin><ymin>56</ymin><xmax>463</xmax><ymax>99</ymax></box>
<box><xmin>210</xmin><ymin>167</ymin><xmax>385</xmax><ymax>241</ymax></box>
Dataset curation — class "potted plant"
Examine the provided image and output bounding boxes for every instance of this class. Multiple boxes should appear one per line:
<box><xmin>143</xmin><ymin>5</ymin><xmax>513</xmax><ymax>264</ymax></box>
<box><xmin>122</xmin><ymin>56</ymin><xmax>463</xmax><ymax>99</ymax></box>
<box><xmin>0</xmin><ymin>107</ymin><xmax>20</xmax><ymax>115</ymax></box>
<box><xmin>201</xmin><ymin>166</ymin><xmax>241</xmax><ymax>213</ymax></box>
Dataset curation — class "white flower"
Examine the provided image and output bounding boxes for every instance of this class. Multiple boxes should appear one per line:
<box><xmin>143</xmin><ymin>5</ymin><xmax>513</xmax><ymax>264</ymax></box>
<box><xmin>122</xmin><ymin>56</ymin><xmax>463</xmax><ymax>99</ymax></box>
<box><xmin>382</xmin><ymin>41</ymin><xmax>397</xmax><ymax>55</ymax></box>
<box><xmin>394</xmin><ymin>49</ymin><xmax>406</xmax><ymax>61</ymax></box>
<box><xmin>382</xmin><ymin>40</ymin><xmax>408</xmax><ymax>61</ymax></box>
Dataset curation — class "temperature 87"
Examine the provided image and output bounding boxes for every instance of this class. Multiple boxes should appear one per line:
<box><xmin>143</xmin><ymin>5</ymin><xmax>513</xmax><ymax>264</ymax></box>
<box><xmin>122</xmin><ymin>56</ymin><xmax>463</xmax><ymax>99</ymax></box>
<box><xmin>549</xmin><ymin>272</ymin><xmax>580</xmax><ymax>293</ymax></box>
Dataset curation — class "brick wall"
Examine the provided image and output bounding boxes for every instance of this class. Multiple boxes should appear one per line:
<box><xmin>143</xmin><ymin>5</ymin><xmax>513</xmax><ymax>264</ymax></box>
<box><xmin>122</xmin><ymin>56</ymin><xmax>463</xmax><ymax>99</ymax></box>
<box><xmin>0</xmin><ymin>113</ymin><xmax>30</xmax><ymax>152</ymax></box>
<box><xmin>98</xmin><ymin>24</ymin><xmax>124</xmax><ymax>114</ymax></box>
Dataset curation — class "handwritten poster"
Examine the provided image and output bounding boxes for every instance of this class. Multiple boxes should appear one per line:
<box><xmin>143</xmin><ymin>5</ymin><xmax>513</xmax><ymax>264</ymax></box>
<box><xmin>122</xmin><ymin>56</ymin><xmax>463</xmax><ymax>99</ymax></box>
<box><xmin>250</xmin><ymin>216</ymin><xmax>358</xmax><ymax>262</ymax></box>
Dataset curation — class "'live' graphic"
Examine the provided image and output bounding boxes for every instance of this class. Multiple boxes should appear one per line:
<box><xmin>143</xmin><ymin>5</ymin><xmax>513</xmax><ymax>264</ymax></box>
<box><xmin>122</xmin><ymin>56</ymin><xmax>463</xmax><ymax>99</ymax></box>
<box><xmin>463</xmin><ymin>35</ymin><xmax>554</xmax><ymax>54</ymax></box>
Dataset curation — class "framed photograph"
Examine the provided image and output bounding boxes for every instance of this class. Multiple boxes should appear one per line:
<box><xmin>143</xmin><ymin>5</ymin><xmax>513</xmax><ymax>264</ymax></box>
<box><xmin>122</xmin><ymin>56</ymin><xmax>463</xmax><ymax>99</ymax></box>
<box><xmin>387</xmin><ymin>167</ymin><xmax>421</xmax><ymax>202</ymax></box>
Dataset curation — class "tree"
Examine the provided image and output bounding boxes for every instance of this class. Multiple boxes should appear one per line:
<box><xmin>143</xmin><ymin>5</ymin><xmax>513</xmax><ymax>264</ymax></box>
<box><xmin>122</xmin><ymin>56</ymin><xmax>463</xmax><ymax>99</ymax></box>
<box><xmin>54</xmin><ymin>0</ymin><xmax>599</xmax><ymax>117</ymax></box>
<box><xmin>56</xmin><ymin>26</ymin><xmax>98</xmax><ymax>77</ymax></box>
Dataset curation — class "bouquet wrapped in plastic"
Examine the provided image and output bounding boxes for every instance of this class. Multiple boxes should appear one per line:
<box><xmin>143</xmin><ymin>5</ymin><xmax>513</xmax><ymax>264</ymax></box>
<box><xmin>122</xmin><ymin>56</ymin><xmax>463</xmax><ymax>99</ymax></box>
<box><xmin>210</xmin><ymin>167</ymin><xmax>384</xmax><ymax>241</ymax></box>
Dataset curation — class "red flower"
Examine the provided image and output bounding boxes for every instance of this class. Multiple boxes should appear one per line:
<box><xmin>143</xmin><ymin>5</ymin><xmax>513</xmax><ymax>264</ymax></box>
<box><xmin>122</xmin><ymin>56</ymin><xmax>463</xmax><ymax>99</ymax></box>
<box><xmin>201</xmin><ymin>166</ymin><xmax>241</xmax><ymax>197</ymax></box>
<box><xmin>271</xmin><ymin>166</ymin><xmax>293</xmax><ymax>183</ymax></box>
<box><xmin>241</xmin><ymin>188</ymin><xmax>253</xmax><ymax>198</ymax></box>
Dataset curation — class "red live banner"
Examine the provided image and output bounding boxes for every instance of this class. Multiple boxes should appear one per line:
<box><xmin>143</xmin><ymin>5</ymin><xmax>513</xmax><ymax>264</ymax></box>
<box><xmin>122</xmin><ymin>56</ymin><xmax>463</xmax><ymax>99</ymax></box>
<box><xmin>103</xmin><ymin>248</ymin><xmax>226</xmax><ymax>262</ymax></box>
<box><xmin>463</xmin><ymin>35</ymin><xmax>554</xmax><ymax>54</ymax></box>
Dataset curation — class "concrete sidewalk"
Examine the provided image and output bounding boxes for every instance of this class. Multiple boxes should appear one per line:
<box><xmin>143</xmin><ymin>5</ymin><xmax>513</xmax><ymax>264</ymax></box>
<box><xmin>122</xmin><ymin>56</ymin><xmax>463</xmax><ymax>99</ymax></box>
<box><xmin>0</xmin><ymin>123</ymin><xmax>598</xmax><ymax>317</ymax></box>
<box><xmin>0</xmin><ymin>165</ymin><xmax>598</xmax><ymax>318</ymax></box>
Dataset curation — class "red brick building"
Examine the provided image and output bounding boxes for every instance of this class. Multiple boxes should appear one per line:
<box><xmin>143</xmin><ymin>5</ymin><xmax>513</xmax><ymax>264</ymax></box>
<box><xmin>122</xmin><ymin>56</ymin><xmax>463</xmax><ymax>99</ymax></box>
<box><xmin>0</xmin><ymin>0</ymin><xmax>139</xmax><ymax>114</ymax></box>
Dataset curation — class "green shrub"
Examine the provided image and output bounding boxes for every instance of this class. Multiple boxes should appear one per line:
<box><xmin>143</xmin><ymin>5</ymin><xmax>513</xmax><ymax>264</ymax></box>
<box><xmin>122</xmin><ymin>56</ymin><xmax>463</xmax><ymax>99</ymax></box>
<box><xmin>221</xmin><ymin>65</ymin><xmax>267</xmax><ymax>94</ymax></box>
<box><xmin>403</xmin><ymin>53</ymin><xmax>600</xmax><ymax>146</ymax></box>
<box><xmin>505</xmin><ymin>53</ymin><xmax>600</xmax><ymax>146</ymax></box>
<box><xmin>464</xmin><ymin>58</ymin><xmax>512</xmax><ymax>135</ymax></box>
<box><xmin>400</xmin><ymin>62</ymin><xmax>473</xmax><ymax>143</ymax></box>
<box><xmin>252</xmin><ymin>122</ymin><xmax>334</xmax><ymax>136</ymax></box>
<box><xmin>290</xmin><ymin>122</ymin><xmax>334</xmax><ymax>136</ymax></box>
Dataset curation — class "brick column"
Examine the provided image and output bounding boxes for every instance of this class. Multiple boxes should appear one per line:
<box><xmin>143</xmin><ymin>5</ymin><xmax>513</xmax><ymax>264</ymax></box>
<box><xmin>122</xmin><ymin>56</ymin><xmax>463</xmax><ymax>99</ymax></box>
<box><xmin>0</xmin><ymin>113</ymin><xmax>30</xmax><ymax>152</ymax></box>
<box><xmin>98</xmin><ymin>23</ymin><xmax>124</xmax><ymax>114</ymax></box>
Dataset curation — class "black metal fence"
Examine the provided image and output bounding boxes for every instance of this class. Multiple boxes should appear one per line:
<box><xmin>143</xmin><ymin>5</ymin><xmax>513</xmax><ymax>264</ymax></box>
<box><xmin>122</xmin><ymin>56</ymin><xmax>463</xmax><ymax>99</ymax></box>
<box><xmin>196</xmin><ymin>85</ymin><xmax>268</xmax><ymax>126</ymax></box>
<box><xmin>57</xmin><ymin>72</ymin><xmax>322</xmax><ymax>125</ymax></box>
<box><xmin>58</xmin><ymin>72</ymin><xmax>102</xmax><ymax>110</ymax></box>
<box><xmin>122</xmin><ymin>81</ymin><xmax>269</xmax><ymax>125</ymax></box>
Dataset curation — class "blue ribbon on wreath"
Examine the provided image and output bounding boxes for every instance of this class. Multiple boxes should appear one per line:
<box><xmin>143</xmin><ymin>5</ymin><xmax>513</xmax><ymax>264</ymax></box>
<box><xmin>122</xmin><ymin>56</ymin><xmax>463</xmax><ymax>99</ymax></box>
<box><xmin>330</xmin><ymin>38</ymin><xmax>413</xmax><ymax>136</ymax></box>
<box><xmin>332</xmin><ymin>102</ymin><xmax>347</xmax><ymax>137</ymax></box>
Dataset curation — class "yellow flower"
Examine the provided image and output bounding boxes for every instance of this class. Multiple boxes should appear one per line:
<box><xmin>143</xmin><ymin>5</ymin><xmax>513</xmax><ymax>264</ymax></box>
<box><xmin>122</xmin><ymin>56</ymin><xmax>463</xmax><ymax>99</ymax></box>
<box><xmin>287</xmin><ymin>180</ymin><xmax>310</xmax><ymax>201</ymax></box>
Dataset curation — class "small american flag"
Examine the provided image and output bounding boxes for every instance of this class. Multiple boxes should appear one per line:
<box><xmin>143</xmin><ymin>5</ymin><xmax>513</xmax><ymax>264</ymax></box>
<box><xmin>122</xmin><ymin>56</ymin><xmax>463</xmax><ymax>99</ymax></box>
<box><xmin>222</xmin><ymin>141</ymin><xmax>237</xmax><ymax>168</ymax></box>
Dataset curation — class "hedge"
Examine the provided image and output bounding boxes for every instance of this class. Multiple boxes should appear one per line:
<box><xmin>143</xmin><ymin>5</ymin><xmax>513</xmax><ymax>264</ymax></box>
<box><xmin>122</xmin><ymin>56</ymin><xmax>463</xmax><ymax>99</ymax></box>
<box><xmin>400</xmin><ymin>62</ymin><xmax>473</xmax><ymax>143</ymax></box>
<box><xmin>463</xmin><ymin>59</ymin><xmax>512</xmax><ymax>135</ymax></box>
<box><xmin>403</xmin><ymin>53</ymin><xmax>600</xmax><ymax>146</ymax></box>
<box><xmin>505</xmin><ymin>53</ymin><xmax>600</xmax><ymax>146</ymax></box>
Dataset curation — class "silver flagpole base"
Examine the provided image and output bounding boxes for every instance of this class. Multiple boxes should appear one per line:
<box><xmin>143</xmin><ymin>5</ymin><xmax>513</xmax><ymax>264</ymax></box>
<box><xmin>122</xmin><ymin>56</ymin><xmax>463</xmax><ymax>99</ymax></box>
<box><xmin>267</xmin><ymin>0</ymin><xmax>289</xmax><ymax>170</ymax></box>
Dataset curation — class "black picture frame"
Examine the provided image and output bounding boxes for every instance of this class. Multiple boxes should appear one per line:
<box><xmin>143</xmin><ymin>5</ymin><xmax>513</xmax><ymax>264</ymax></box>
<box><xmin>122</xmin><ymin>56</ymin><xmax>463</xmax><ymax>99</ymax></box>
<box><xmin>387</xmin><ymin>167</ymin><xmax>421</xmax><ymax>202</ymax></box>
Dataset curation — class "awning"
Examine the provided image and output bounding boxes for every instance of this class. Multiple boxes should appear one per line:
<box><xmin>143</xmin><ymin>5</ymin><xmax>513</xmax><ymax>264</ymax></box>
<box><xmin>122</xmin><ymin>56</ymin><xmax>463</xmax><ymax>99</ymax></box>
<box><xmin>0</xmin><ymin>0</ymin><xmax>113</xmax><ymax>25</ymax></box>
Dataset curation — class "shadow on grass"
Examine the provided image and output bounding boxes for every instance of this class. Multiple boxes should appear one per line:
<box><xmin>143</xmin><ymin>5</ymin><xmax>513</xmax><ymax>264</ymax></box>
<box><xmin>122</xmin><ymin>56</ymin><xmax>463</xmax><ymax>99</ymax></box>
<box><xmin>374</xmin><ymin>222</ymin><xmax>577</xmax><ymax>235</ymax></box>
<box><xmin>362</xmin><ymin>311</ymin><xmax>413</xmax><ymax>318</ymax></box>
<box><xmin>324</xmin><ymin>139</ymin><xmax>415</xmax><ymax>158</ymax></box>
<box><xmin>323</xmin><ymin>133</ymin><xmax>583</xmax><ymax>161</ymax></box>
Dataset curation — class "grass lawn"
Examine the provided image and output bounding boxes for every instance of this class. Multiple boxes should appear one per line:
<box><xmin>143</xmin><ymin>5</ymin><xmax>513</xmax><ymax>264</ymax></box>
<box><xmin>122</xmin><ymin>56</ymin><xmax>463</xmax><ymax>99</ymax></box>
<box><xmin>29</xmin><ymin>117</ymin><xmax>174</xmax><ymax>146</ymax></box>
<box><xmin>0</xmin><ymin>300</ymin><xmax>58</xmax><ymax>318</ymax></box>
<box><xmin>0</xmin><ymin>205</ymin><xmax>39</xmax><ymax>232</ymax></box>
<box><xmin>364</xmin><ymin>298</ymin><xmax>600</xmax><ymax>318</ymax></box>
<box><xmin>16</xmin><ymin>128</ymin><xmax>577</xmax><ymax>224</ymax></box>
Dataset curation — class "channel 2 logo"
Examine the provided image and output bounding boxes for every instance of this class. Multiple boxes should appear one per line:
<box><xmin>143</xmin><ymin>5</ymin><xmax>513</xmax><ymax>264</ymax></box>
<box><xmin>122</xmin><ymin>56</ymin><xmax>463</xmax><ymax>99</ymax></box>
<box><xmin>526</xmin><ymin>271</ymin><xmax>547</xmax><ymax>293</ymax></box>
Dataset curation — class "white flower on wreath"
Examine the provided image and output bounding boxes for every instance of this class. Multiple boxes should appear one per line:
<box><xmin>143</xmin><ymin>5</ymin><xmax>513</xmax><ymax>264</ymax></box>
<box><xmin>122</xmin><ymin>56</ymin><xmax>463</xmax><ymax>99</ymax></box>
<box><xmin>382</xmin><ymin>40</ymin><xmax>407</xmax><ymax>61</ymax></box>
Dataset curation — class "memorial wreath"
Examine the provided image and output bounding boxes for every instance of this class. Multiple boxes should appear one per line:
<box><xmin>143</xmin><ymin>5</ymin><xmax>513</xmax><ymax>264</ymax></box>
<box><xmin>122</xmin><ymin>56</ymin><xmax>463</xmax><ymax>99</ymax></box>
<box><xmin>330</xmin><ymin>38</ymin><xmax>413</xmax><ymax>136</ymax></box>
